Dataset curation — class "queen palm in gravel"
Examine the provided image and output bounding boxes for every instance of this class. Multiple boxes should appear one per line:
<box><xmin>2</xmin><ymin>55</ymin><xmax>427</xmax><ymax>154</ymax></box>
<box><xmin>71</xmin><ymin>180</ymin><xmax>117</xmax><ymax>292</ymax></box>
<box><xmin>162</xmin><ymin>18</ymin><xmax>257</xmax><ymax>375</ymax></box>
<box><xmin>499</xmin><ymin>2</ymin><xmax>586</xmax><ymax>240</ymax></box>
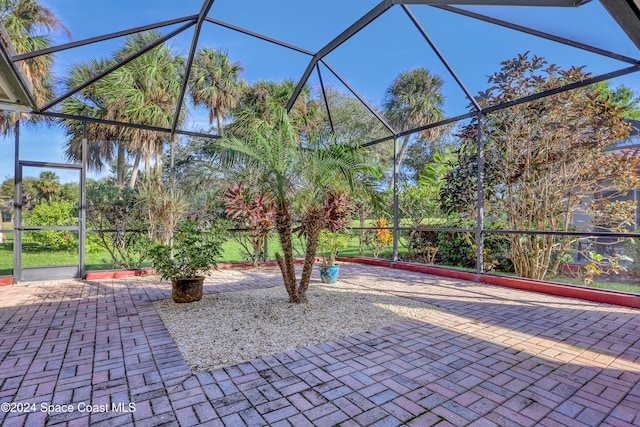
<box><xmin>219</xmin><ymin>104</ymin><xmax>380</xmax><ymax>303</ymax></box>
<box><xmin>189</xmin><ymin>48</ymin><xmax>245</xmax><ymax>136</ymax></box>
<box><xmin>383</xmin><ymin>68</ymin><xmax>444</xmax><ymax>188</ymax></box>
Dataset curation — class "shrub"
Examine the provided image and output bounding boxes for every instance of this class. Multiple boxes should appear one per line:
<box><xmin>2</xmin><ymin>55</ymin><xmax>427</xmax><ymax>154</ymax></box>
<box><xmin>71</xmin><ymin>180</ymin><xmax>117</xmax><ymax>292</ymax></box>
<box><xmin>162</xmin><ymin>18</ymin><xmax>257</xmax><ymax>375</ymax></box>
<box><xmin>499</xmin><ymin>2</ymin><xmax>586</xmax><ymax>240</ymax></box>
<box><xmin>364</xmin><ymin>218</ymin><xmax>393</xmax><ymax>258</ymax></box>
<box><xmin>404</xmin><ymin>225</ymin><xmax>439</xmax><ymax>264</ymax></box>
<box><xmin>437</xmin><ymin>231</ymin><xmax>475</xmax><ymax>268</ymax></box>
<box><xmin>87</xmin><ymin>182</ymin><xmax>148</xmax><ymax>269</ymax></box>
<box><xmin>23</xmin><ymin>201</ymin><xmax>78</xmax><ymax>251</ymax></box>
<box><xmin>148</xmin><ymin>221</ymin><xmax>228</xmax><ymax>280</ymax></box>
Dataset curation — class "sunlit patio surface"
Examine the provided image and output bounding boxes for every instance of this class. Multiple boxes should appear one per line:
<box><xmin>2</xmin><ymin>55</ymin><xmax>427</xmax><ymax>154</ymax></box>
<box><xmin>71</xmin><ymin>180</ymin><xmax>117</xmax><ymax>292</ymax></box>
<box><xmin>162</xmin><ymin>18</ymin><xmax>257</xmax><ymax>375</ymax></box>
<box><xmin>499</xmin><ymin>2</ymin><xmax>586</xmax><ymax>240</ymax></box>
<box><xmin>0</xmin><ymin>263</ymin><xmax>638</xmax><ymax>427</ymax></box>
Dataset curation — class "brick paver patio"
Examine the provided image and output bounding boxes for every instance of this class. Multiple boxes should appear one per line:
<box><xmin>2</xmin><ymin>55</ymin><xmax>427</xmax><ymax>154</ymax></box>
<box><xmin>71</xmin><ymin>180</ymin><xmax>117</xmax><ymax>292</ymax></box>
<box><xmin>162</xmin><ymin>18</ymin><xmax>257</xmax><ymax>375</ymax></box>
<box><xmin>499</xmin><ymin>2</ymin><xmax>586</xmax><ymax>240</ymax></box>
<box><xmin>0</xmin><ymin>264</ymin><xmax>638</xmax><ymax>426</ymax></box>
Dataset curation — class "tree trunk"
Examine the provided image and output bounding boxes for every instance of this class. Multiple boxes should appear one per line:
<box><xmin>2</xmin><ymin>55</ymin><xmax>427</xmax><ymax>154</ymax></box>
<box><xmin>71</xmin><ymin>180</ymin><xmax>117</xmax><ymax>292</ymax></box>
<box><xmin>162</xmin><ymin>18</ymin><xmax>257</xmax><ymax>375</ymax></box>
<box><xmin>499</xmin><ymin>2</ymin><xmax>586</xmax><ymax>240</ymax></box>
<box><xmin>128</xmin><ymin>151</ymin><xmax>142</xmax><ymax>189</ymax></box>
<box><xmin>144</xmin><ymin>153</ymin><xmax>151</xmax><ymax>176</ymax></box>
<box><xmin>216</xmin><ymin>110</ymin><xmax>224</xmax><ymax>137</ymax></box>
<box><xmin>274</xmin><ymin>205</ymin><xmax>299</xmax><ymax>302</ymax></box>
<box><xmin>155</xmin><ymin>149</ymin><xmax>162</xmax><ymax>173</ymax></box>
<box><xmin>298</xmin><ymin>209</ymin><xmax>324</xmax><ymax>303</ymax></box>
<box><xmin>116</xmin><ymin>144</ymin><xmax>125</xmax><ymax>189</ymax></box>
<box><xmin>389</xmin><ymin>135</ymin><xmax>410</xmax><ymax>190</ymax></box>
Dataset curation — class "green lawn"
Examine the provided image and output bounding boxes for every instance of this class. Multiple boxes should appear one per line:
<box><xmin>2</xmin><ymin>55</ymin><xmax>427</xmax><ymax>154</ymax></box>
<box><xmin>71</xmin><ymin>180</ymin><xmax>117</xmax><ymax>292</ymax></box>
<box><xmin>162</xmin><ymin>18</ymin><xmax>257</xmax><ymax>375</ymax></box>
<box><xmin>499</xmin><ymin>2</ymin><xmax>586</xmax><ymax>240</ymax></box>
<box><xmin>1</xmin><ymin>227</ymin><xmax>637</xmax><ymax>295</ymax></box>
<box><xmin>548</xmin><ymin>277</ymin><xmax>640</xmax><ymax>294</ymax></box>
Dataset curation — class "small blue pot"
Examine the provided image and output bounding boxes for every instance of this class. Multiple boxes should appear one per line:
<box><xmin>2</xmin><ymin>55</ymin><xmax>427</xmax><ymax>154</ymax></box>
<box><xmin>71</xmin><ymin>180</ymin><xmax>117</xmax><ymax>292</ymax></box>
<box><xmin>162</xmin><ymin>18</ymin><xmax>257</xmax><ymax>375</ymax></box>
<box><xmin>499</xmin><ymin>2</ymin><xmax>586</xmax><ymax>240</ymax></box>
<box><xmin>320</xmin><ymin>265</ymin><xmax>340</xmax><ymax>284</ymax></box>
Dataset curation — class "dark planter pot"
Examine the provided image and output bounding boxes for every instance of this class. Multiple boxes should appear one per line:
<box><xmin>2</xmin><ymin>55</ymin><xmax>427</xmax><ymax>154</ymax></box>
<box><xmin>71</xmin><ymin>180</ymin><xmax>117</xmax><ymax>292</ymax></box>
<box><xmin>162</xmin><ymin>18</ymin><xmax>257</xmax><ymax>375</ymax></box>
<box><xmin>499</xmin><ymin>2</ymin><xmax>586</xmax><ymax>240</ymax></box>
<box><xmin>320</xmin><ymin>265</ymin><xmax>340</xmax><ymax>284</ymax></box>
<box><xmin>171</xmin><ymin>276</ymin><xmax>204</xmax><ymax>303</ymax></box>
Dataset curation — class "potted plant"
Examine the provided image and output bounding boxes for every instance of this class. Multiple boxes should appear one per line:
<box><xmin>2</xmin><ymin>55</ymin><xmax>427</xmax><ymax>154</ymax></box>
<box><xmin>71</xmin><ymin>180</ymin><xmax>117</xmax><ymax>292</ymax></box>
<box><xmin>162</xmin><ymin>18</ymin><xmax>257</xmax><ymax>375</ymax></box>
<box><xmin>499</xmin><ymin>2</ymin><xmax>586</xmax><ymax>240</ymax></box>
<box><xmin>317</xmin><ymin>229</ymin><xmax>349</xmax><ymax>284</ymax></box>
<box><xmin>148</xmin><ymin>221</ymin><xmax>227</xmax><ymax>303</ymax></box>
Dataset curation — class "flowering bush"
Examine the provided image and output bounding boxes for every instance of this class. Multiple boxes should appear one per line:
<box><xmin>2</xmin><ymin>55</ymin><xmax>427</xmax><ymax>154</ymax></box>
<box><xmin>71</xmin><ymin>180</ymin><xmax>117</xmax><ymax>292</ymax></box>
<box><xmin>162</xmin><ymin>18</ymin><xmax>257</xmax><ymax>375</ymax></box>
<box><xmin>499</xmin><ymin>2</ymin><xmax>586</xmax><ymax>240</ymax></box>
<box><xmin>365</xmin><ymin>218</ymin><xmax>393</xmax><ymax>258</ymax></box>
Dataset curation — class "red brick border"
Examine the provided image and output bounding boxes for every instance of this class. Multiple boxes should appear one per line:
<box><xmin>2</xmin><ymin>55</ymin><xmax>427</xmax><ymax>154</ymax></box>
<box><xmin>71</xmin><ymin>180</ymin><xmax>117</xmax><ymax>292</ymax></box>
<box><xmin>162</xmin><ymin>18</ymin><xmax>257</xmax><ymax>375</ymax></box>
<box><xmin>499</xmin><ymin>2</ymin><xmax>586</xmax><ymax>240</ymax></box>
<box><xmin>84</xmin><ymin>258</ymin><xmax>319</xmax><ymax>280</ymax></box>
<box><xmin>337</xmin><ymin>257</ymin><xmax>640</xmax><ymax>309</ymax></box>
<box><xmin>0</xmin><ymin>276</ymin><xmax>12</xmax><ymax>286</ymax></box>
<box><xmin>85</xmin><ymin>268</ymin><xmax>155</xmax><ymax>280</ymax></box>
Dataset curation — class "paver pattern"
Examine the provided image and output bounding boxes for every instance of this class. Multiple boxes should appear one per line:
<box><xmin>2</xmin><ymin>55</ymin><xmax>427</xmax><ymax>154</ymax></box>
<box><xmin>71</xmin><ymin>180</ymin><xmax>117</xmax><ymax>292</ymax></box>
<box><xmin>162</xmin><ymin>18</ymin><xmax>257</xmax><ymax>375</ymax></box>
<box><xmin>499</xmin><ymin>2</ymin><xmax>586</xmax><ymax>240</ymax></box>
<box><xmin>0</xmin><ymin>263</ymin><xmax>638</xmax><ymax>426</ymax></box>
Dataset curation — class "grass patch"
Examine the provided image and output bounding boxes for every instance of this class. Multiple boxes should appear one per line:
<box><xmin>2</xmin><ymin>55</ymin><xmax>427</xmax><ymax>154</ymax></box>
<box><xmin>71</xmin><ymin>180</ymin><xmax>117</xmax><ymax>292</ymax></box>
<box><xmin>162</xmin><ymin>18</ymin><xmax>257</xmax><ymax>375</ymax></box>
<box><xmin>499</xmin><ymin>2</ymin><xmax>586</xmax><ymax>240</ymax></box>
<box><xmin>1</xmin><ymin>227</ymin><xmax>637</xmax><ymax>296</ymax></box>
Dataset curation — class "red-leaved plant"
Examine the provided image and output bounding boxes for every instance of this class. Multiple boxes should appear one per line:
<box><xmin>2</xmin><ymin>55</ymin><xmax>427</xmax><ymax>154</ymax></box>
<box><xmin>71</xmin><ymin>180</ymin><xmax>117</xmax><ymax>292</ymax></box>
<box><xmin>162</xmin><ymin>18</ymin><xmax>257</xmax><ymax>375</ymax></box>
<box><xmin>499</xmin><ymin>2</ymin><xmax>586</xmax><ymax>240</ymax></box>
<box><xmin>224</xmin><ymin>184</ymin><xmax>275</xmax><ymax>267</ymax></box>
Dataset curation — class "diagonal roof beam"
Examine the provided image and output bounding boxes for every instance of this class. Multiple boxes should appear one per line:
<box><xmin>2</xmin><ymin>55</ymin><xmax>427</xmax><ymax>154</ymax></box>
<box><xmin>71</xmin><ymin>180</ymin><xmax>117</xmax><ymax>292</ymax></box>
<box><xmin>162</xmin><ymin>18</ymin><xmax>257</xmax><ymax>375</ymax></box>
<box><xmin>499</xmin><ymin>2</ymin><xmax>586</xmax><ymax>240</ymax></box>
<box><xmin>433</xmin><ymin>5</ymin><xmax>640</xmax><ymax>64</ymax></box>
<box><xmin>401</xmin><ymin>5</ymin><xmax>481</xmax><ymax>111</ymax></box>
<box><xmin>321</xmin><ymin>60</ymin><xmax>396</xmax><ymax>135</ymax></box>
<box><xmin>316</xmin><ymin>64</ymin><xmax>334</xmax><ymax>133</ymax></box>
<box><xmin>205</xmin><ymin>17</ymin><xmax>314</xmax><ymax>56</ymax></box>
<box><xmin>285</xmin><ymin>0</ymin><xmax>395</xmax><ymax>113</ymax></box>
<box><xmin>600</xmin><ymin>0</ymin><xmax>640</xmax><ymax>50</ymax></box>
<box><xmin>360</xmin><ymin>111</ymin><xmax>477</xmax><ymax>147</ymax></box>
<box><xmin>481</xmin><ymin>63</ymin><xmax>640</xmax><ymax>114</ymax></box>
<box><xmin>170</xmin><ymin>0</ymin><xmax>217</xmax><ymax>135</ymax></box>
<box><xmin>42</xmin><ymin>111</ymin><xmax>220</xmax><ymax>139</ymax></box>
<box><xmin>39</xmin><ymin>21</ymin><xmax>196</xmax><ymax>112</ymax></box>
<box><xmin>399</xmin><ymin>0</ymin><xmax>592</xmax><ymax>6</ymax></box>
<box><xmin>12</xmin><ymin>15</ymin><xmax>198</xmax><ymax>61</ymax></box>
<box><xmin>359</xmin><ymin>64</ymin><xmax>640</xmax><ymax>148</ymax></box>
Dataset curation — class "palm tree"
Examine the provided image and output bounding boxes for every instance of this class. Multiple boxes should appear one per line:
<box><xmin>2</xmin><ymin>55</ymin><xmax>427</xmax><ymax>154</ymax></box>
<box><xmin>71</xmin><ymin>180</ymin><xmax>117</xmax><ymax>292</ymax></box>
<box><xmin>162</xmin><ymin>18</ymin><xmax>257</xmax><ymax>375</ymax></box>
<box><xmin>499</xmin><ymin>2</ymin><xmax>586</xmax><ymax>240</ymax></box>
<box><xmin>188</xmin><ymin>48</ymin><xmax>245</xmax><ymax>136</ymax></box>
<box><xmin>226</xmin><ymin>80</ymin><xmax>321</xmax><ymax>141</ymax></box>
<box><xmin>61</xmin><ymin>31</ymin><xmax>185</xmax><ymax>189</ymax></box>
<box><xmin>111</xmin><ymin>31</ymin><xmax>185</xmax><ymax>187</ymax></box>
<box><xmin>61</xmin><ymin>58</ymin><xmax>127</xmax><ymax>185</ymax></box>
<box><xmin>0</xmin><ymin>0</ymin><xmax>70</xmax><ymax>133</ymax></box>
<box><xmin>383</xmin><ymin>68</ymin><xmax>445</xmax><ymax>188</ymax></box>
<box><xmin>219</xmin><ymin>104</ymin><xmax>380</xmax><ymax>303</ymax></box>
<box><xmin>35</xmin><ymin>170</ymin><xmax>61</xmax><ymax>202</ymax></box>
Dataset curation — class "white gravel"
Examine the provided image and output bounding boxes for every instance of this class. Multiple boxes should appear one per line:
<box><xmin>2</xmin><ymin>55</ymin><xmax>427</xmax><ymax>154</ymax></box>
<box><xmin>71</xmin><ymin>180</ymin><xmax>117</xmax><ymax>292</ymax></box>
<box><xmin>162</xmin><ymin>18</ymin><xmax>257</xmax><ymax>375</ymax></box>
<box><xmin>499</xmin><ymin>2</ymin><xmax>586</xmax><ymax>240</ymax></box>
<box><xmin>153</xmin><ymin>280</ymin><xmax>439</xmax><ymax>372</ymax></box>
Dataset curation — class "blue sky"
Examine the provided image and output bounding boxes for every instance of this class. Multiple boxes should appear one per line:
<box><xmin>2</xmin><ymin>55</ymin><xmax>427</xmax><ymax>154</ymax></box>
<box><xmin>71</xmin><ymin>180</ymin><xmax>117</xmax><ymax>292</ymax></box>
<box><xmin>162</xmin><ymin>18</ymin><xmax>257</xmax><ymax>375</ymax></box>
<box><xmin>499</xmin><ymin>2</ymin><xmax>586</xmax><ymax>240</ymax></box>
<box><xmin>2</xmin><ymin>0</ymin><xmax>639</xmax><ymax>183</ymax></box>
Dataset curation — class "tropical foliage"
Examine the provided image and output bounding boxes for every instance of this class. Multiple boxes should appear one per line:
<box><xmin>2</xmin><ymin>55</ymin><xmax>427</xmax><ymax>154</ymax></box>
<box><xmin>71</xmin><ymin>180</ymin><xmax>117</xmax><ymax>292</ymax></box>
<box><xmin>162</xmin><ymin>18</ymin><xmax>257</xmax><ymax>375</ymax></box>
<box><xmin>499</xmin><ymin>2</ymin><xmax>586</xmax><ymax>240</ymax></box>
<box><xmin>383</xmin><ymin>68</ymin><xmax>445</xmax><ymax>188</ymax></box>
<box><xmin>364</xmin><ymin>218</ymin><xmax>393</xmax><ymax>259</ymax></box>
<box><xmin>223</xmin><ymin>183</ymin><xmax>275</xmax><ymax>267</ymax></box>
<box><xmin>61</xmin><ymin>31</ymin><xmax>185</xmax><ymax>189</ymax></box>
<box><xmin>1</xmin><ymin>2</ymin><xmax>638</xmax><ymax>293</ymax></box>
<box><xmin>0</xmin><ymin>0</ymin><xmax>70</xmax><ymax>133</ymax></box>
<box><xmin>189</xmin><ymin>48</ymin><xmax>245</xmax><ymax>135</ymax></box>
<box><xmin>86</xmin><ymin>181</ymin><xmax>148</xmax><ymax>269</ymax></box>
<box><xmin>22</xmin><ymin>200</ymin><xmax>77</xmax><ymax>251</ymax></box>
<box><xmin>317</xmin><ymin>229</ymin><xmax>349</xmax><ymax>267</ymax></box>
<box><xmin>148</xmin><ymin>221</ymin><xmax>228</xmax><ymax>281</ymax></box>
<box><xmin>441</xmin><ymin>53</ymin><xmax>638</xmax><ymax>280</ymax></box>
<box><xmin>219</xmin><ymin>104</ymin><xmax>381</xmax><ymax>303</ymax></box>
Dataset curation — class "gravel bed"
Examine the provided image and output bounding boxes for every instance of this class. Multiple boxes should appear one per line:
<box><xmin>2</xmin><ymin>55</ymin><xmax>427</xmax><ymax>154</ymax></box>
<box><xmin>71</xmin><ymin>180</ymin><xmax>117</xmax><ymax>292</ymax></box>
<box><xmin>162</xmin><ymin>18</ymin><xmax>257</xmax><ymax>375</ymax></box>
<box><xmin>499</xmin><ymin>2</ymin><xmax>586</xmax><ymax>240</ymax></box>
<box><xmin>154</xmin><ymin>280</ymin><xmax>440</xmax><ymax>371</ymax></box>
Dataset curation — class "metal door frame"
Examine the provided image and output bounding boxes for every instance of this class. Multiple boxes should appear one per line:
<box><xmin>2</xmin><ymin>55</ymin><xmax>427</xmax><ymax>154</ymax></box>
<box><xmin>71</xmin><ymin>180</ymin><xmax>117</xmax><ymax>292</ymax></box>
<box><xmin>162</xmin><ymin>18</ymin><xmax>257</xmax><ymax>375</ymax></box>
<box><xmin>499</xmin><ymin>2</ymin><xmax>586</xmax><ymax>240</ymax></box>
<box><xmin>13</xmin><ymin>121</ymin><xmax>87</xmax><ymax>282</ymax></box>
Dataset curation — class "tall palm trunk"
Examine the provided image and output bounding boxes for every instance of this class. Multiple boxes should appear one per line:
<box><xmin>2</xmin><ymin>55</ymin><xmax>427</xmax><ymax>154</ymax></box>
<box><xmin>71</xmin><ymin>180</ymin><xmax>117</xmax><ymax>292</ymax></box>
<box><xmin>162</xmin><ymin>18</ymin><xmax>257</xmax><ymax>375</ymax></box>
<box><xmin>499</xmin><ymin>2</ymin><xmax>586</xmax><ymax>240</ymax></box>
<box><xmin>129</xmin><ymin>151</ymin><xmax>142</xmax><ymax>189</ymax></box>
<box><xmin>155</xmin><ymin>150</ymin><xmax>162</xmax><ymax>174</ymax></box>
<box><xmin>274</xmin><ymin>205</ymin><xmax>298</xmax><ymax>303</ymax></box>
<box><xmin>144</xmin><ymin>153</ymin><xmax>151</xmax><ymax>176</ymax></box>
<box><xmin>216</xmin><ymin>110</ymin><xmax>224</xmax><ymax>137</ymax></box>
<box><xmin>116</xmin><ymin>144</ymin><xmax>126</xmax><ymax>189</ymax></box>
<box><xmin>389</xmin><ymin>135</ymin><xmax>410</xmax><ymax>190</ymax></box>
